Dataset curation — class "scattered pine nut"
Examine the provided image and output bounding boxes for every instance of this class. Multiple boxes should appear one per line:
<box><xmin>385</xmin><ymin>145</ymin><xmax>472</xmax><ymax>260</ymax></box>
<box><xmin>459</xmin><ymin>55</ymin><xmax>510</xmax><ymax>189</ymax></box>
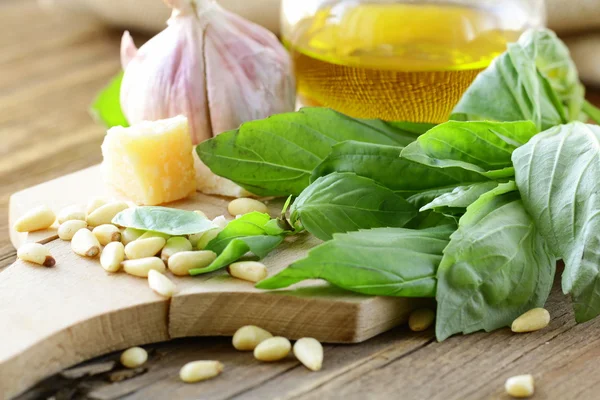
<box><xmin>168</xmin><ymin>250</ymin><xmax>217</xmax><ymax>276</ymax></box>
<box><xmin>505</xmin><ymin>374</ymin><xmax>534</xmax><ymax>398</ymax></box>
<box><xmin>511</xmin><ymin>308</ymin><xmax>550</xmax><ymax>333</ymax></box>
<box><xmin>138</xmin><ymin>231</ymin><xmax>170</xmax><ymax>240</ymax></box>
<box><xmin>161</xmin><ymin>237</ymin><xmax>192</xmax><ymax>263</ymax></box>
<box><xmin>122</xmin><ymin>257</ymin><xmax>166</xmax><ymax>278</ymax></box>
<box><xmin>57</xmin><ymin>220</ymin><xmax>88</xmax><ymax>241</ymax></box>
<box><xmin>232</xmin><ymin>325</ymin><xmax>273</xmax><ymax>351</ymax></box>
<box><xmin>190</xmin><ymin>228</ymin><xmax>222</xmax><ymax>250</ymax></box>
<box><xmin>121</xmin><ymin>227</ymin><xmax>144</xmax><ymax>245</ymax></box>
<box><xmin>86</xmin><ymin>197</ymin><xmax>108</xmax><ymax>215</ymax></box>
<box><xmin>148</xmin><ymin>269</ymin><xmax>177</xmax><ymax>298</ymax></box>
<box><xmin>57</xmin><ymin>205</ymin><xmax>86</xmax><ymax>224</ymax></box>
<box><xmin>71</xmin><ymin>229</ymin><xmax>101</xmax><ymax>257</ymax></box>
<box><xmin>120</xmin><ymin>347</ymin><xmax>148</xmax><ymax>369</ymax></box>
<box><xmin>212</xmin><ymin>215</ymin><xmax>229</xmax><ymax>229</ymax></box>
<box><xmin>293</xmin><ymin>338</ymin><xmax>323</xmax><ymax>371</ymax></box>
<box><xmin>101</xmin><ymin>242</ymin><xmax>125</xmax><ymax>272</ymax></box>
<box><xmin>254</xmin><ymin>337</ymin><xmax>291</xmax><ymax>362</ymax></box>
<box><xmin>86</xmin><ymin>202</ymin><xmax>129</xmax><ymax>227</ymax></box>
<box><xmin>179</xmin><ymin>361</ymin><xmax>223</xmax><ymax>383</ymax></box>
<box><xmin>17</xmin><ymin>243</ymin><xmax>55</xmax><ymax>267</ymax></box>
<box><xmin>227</xmin><ymin>261</ymin><xmax>268</xmax><ymax>283</ymax></box>
<box><xmin>93</xmin><ymin>224</ymin><xmax>122</xmax><ymax>246</ymax></box>
<box><xmin>194</xmin><ymin>210</ymin><xmax>207</xmax><ymax>218</ymax></box>
<box><xmin>228</xmin><ymin>198</ymin><xmax>268</xmax><ymax>216</ymax></box>
<box><xmin>408</xmin><ymin>308</ymin><xmax>435</xmax><ymax>332</ymax></box>
<box><xmin>125</xmin><ymin>237</ymin><xmax>166</xmax><ymax>260</ymax></box>
<box><xmin>13</xmin><ymin>205</ymin><xmax>56</xmax><ymax>233</ymax></box>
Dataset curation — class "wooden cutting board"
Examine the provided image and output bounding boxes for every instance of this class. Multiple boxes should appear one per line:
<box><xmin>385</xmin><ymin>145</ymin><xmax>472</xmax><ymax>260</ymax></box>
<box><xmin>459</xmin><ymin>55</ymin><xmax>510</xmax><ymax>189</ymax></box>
<box><xmin>3</xmin><ymin>165</ymin><xmax>422</xmax><ymax>399</ymax></box>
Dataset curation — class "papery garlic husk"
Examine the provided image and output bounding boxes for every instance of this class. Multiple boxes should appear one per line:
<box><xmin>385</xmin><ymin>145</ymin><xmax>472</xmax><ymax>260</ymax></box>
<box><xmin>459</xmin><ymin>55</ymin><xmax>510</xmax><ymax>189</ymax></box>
<box><xmin>120</xmin><ymin>0</ymin><xmax>295</xmax><ymax>197</ymax></box>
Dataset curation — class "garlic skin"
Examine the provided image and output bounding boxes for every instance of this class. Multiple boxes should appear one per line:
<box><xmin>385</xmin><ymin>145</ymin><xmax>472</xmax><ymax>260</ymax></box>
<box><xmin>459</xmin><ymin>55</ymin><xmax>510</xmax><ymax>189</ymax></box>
<box><xmin>120</xmin><ymin>0</ymin><xmax>295</xmax><ymax>197</ymax></box>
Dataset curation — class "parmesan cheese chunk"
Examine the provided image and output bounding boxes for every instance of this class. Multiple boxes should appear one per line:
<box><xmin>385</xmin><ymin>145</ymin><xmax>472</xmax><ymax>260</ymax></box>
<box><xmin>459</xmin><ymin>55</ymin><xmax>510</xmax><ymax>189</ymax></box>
<box><xmin>101</xmin><ymin>116</ymin><xmax>196</xmax><ymax>205</ymax></box>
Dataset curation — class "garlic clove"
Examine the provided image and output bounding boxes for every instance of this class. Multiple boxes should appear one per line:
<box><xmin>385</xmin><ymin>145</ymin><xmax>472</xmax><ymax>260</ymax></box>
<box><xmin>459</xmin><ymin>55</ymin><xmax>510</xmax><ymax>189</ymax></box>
<box><xmin>120</xmin><ymin>31</ymin><xmax>138</xmax><ymax>70</ymax></box>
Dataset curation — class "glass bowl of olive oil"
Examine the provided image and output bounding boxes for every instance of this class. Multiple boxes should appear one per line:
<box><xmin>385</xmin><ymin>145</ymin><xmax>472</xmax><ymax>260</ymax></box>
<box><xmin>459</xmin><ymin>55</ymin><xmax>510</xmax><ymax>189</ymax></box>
<box><xmin>281</xmin><ymin>0</ymin><xmax>546</xmax><ymax>122</ymax></box>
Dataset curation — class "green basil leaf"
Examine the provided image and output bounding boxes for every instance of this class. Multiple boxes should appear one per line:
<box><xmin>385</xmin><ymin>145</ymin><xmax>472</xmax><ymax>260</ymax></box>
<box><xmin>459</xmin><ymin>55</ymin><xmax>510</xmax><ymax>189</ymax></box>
<box><xmin>205</xmin><ymin>212</ymin><xmax>273</xmax><ymax>253</ymax></box>
<box><xmin>311</xmin><ymin>141</ymin><xmax>488</xmax><ymax>198</ymax></box>
<box><xmin>512</xmin><ymin>122</ymin><xmax>600</xmax><ymax>322</ymax></box>
<box><xmin>435</xmin><ymin>183</ymin><xmax>556</xmax><ymax>341</ymax></box>
<box><xmin>452</xmin><ymin>29</ymin><xmax>569</xmax><ymax>130</ymax></box>
<box><xmin>90</xmin><ymin>71</ymin><xmax>129</xmax><ymax>128</ymax></box>
<box><xmin>420</xmin><ymin>182</ymin><xmax>499</xmax><ymax>213</ymax></box>
<box><xmin>416</xmin><ymin>121</ymin><xmax>539</xmax><ymax>171</ymax></box>
<box><xmin>404</xmin><ymin>210</ymin><xmax>458</xmax><ymax>230</ymax></box>
<box><xmin>112</xmin><ymin>206</ymin><xmax>214</xmax><ymax>235</ymax></box>
<box><xmin>290</xmin><ymin>173</ymin><xmax>417</xmax><ymax>240</ymax></box>
<box><xmin>256</xmin><ymin>226</ymin><xmax>454</xmax><ymax>297</ymax></box>
<box><xmin>197</xmin><ymin>108</ymin><xmax>432</xmax><ymax>196</ymax></box>
<box><xmin>190</xmin><ymin>235</ymin><xmax>284</xmax><ymax>275</ymax></box>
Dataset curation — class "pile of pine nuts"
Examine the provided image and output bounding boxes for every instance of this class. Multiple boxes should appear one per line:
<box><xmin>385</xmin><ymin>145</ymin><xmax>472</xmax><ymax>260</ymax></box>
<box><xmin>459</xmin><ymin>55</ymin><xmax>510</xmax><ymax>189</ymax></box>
<box><xmin>14</xmin><ymin>198</ymin><xmax>271</xmax><ymax>297</ymax></box>
<box><xmin>118</xmin><ymin>324</ymin><xmax>324</xmax><ymax>384</ymax></box>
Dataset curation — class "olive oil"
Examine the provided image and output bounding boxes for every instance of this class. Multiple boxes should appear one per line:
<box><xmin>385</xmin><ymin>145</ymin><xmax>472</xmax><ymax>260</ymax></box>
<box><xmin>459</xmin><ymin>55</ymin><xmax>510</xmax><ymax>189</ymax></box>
<box><xmin>286</xmin><ymin>3</ymin><xmax>522</xmax><ymax>122</ymax></box>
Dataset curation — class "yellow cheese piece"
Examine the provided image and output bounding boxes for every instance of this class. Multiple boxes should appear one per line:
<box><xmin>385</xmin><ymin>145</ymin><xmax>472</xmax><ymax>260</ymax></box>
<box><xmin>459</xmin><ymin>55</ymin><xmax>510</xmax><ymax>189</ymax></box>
<box><xmin>101</xmin><ymin>115</ymin><xmax>196</xmax><ymax>205</ymax></box>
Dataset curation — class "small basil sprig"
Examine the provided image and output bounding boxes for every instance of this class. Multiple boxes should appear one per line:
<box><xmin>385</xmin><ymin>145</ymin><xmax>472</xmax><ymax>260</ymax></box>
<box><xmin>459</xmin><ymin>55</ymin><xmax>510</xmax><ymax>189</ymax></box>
<box><xmin>257</xmin><ymin>225</ymin><xmax>454</xmax><ymax>297</ymax></box>
<box><xmin>112</xmin><ymin>206</ymin><xmax>215</xmax><ymax>236</ymax></box>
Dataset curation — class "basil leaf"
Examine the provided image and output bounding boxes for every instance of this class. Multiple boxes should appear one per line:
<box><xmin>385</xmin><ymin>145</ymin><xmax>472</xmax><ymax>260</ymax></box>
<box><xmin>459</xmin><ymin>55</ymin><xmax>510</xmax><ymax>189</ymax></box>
<box><xmin>205</xmin><ymin>212</ymin><xmax>273</xmax><ymax>254</ymax></box>
<box><xmin>256</xmin><ymin>226</ymin><xmax>454</xmax><ymax>297</ymax></box>
<box><xmin>197</xmin><ymin>108</ymin><xmax>432</xmax><ymax>196</ymax></box>
<box><xmin>453</xmin><ymin>29</ymin><xmax>569</xmax><ymax>130</ymax></box>
<box><xmin>435</xmin><ymin>183</ymin><xmax>556</xmax><ymax>341</ymax></box>
<box><xmin>513</xmin><ymin>122</ymin><xmax>600</xmax><ymax>322</ymax></box>
<box><xmin>416</xmin><ymin>121</ymin><xmax>539</xmax><ymax>171</ymax></box>
<box><xmin>311</xmin><ymin>141</ymin><xmax>488</xmax><ymax>198</ymax></box>
<box><xmin>112</xmin><ymin>206</ymin><xmax>214</xmax><ymax>235</ymax></box>
<box><xmin>404</xmin><ymin>210</ymin><xmax>458</xmax><ymax>230</ymax></box>
<box><xmin>420</xmin><ymin>182</ymin><xmax>499</xmax><ymax>213</ymax></box>
<box><xmin>290</xmin><ymin>173</ymin><xmax>417</xmax><ymax>240</ymax></box>
<box><xmin>190</xmin><ymin>236</ymin><xmax>284</xmax><ymax>275</ymax></box>
<box><xmin>90</xmin><ymin>71</ymin><xmax>129</xmax><ymax>128</ymax></box>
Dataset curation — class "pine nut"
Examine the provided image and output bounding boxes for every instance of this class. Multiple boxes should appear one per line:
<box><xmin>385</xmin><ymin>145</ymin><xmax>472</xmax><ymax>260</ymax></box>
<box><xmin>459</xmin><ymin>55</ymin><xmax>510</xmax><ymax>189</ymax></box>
<box><xmin>86</xmin><ymin>201</ymin><xmax>129</xmax><ymax>227</ymax></box>
<box><xmin>161</xmin><ymin>237</ymin><xmax>192</xmax><ymax>262</ymax></box>
<box><xmin>125</xmin><ymin>237</ymin><xmax>166</xmax><ymax>260</ymax></box>
<box><xmin>194</xmin><ymin>210</ymin><xmax>207</xmax><ymax>218</ymax></box>
<box><xmin>121</xmin><ymin>227</ymin><xmax>144</xmax><ymax>245</ymax></box>
<box><xmin>227</xmin><ymin>261</ymin><xmax>268</xmax><ymax>283</ymax></box>
<box><xmin>101</xmin><ymin>242</ymin><xmax>125</xmax><ymax>272</ymax></box>
<box><xmin>17</xmin><ymin>243</ymin><xmax>55</xmax><ymax>267</ymax></box>
<box><xmin>57</xmin><ymin>220</ymin><xmax>88</xmax><ymax>241</ymax></box>
<box><xmin>148</xmin><ymin>269</ymin><xmax>177</xmax><ymax>298</ymax></box>
<box><xmin>254</xmin><ymin>337</ymin><xmax>291</xmax><ymax>362</ymax></box>
<box><xmin>86</xmin><ymin>197</ymin><xmax>107</xmax><ymax>215</ymax></box>
<box><xmin>122</xmin><ymin>257</ymin><xmax>166</xmax><ymax>277</ymax></box>
<box><xmin>408</xmin><ymin>308</ymin><xmax>435</xmax><ymax>332</ymax></box>
<box><xmin>71</xmin><ymin>229</ymin><xmax>101</xmax><ymax>257</ymax></box>
<box><xmin>92</xmin><ymin>224</ymin><xmax>122</xmax><ymax>245</ymax></box>
<box><xmin>293</xmin><ymin>338</ymin><xmax>323</xmax><ymax>371</ymax></box>
<box><xmin>511</xmin><ymin>308</ymin><xmax>550</xmax><ymax>333</ymax></box>
<box><xmin>190</xmin><ymin>228</ymin><xmax>222</xmax><ymax>250</ymax></box>
<box><xmin>57</xmin><ymin>204</ymin><xmax>86</xmax><ymax>224</ymax></box>
<box><xmin>139</xmin><ymin>231</ymin><xmax>170</xmax><ymax>240</ymax></box>
<box><xmin>505</xmin><ymin>374</ymin><xmax>534</xmax><ymax>398</ymax></box>
<box><xmin>228</xmin><ymin>198</ymin><xmax>268</xmax><ymax>216</ymax></box>
<box><xmin>168</xmin><ymin>250</ymin><xmax>217</xmax><ymax>276</ymax></box>
<box><xmin>13</xmin><ymin>205</ymin><xmax>56</xmax><ymax>232</ymax></box>
<box><xmin>179</xmin><ymin>361</ymin><xmax>223</xmax><ymax>383</ymax></box>
<box><xmin>232</xmin><ymin>325</ymin><xmax>273</xmax><ymax>351</ymax></box>
<box><xmin>120</xmin><ymin>347</ymin><xmax>148</xmax><ymax>369</ymax></box>
<box><xmin>212</xmin><ymin>215</ymin><xmax>229</xmax><ymax>228</ymax></box>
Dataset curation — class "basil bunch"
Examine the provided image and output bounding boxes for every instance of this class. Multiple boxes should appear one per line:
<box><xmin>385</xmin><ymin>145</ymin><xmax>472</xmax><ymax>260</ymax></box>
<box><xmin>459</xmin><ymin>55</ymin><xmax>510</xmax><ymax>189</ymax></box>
<box><xmin>196</xmin><ymin>29</ymin><xmax>600</xmax><ymax>340</ymax></box>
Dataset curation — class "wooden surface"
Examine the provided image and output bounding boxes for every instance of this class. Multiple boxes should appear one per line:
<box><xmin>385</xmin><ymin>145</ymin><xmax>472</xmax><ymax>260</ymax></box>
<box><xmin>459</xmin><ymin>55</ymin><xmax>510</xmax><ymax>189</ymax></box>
<box><xmin>3</xmin><ymin>0</ymin><xmax>600</xmax><ymax>399</ymax></box>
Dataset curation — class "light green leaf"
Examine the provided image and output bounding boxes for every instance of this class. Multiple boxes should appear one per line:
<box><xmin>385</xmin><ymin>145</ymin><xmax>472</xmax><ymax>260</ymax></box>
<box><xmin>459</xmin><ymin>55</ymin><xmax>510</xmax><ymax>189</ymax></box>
<box><xmin>513</xmin><ymin>122</ymin><xmax>600</xmax><ymax>322</ymax></box>
<box><xmin>90</xmin><ymin>71</ymin><xmax>129</xmax><ymax>128</ymax></box>
<box><xmin>420</xmin><ymin>182</ymin><xmax>499</xmax><ymax>213</ymax></box>
<box><xmin>257</xmin><ymin>226</ymin><xmax>454</xmax><ymax>297</ymax></box>
<box><xmin>197</xmin><ymin>108</ymin><xmax>432</xmax><ymax>196</ymax></box>
<box><xmin>435</xmin><ymin>183</ymin><xmax>556</xmax><ymax>341</ymax></box>
<box><xmin>112</xmin><ymin>206</ymin><xmax>214</xmax><ymax>235</ymax></box>
<box><xmin>290</xmin><ymin>173</ymin><xmax>417</xmax><ymax>241</ymax></box>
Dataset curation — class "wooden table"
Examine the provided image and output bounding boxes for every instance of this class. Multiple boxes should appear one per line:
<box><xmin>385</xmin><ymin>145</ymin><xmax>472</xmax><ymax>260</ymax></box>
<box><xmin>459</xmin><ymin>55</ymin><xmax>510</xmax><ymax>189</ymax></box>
<box><xmin>3</xmin><ymin>1</ymin><xmax>600</xmax><ymax>399</ymax></box>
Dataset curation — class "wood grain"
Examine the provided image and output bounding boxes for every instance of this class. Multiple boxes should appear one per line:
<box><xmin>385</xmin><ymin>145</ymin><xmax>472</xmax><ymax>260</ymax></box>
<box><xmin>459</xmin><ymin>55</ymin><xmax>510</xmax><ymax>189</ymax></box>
<box><xmin>4</xmin><ymin>1</ymin><xmax>600</xmax><ymax>400</ymax></box>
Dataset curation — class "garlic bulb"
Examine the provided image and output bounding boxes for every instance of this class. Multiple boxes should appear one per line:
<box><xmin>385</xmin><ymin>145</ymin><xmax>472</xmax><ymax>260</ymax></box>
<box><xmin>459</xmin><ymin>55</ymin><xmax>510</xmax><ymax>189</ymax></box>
<box><xmin>120</xmin><ymin>0</ymin><xmax>295</xmax><ymax>197</ymax></box>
